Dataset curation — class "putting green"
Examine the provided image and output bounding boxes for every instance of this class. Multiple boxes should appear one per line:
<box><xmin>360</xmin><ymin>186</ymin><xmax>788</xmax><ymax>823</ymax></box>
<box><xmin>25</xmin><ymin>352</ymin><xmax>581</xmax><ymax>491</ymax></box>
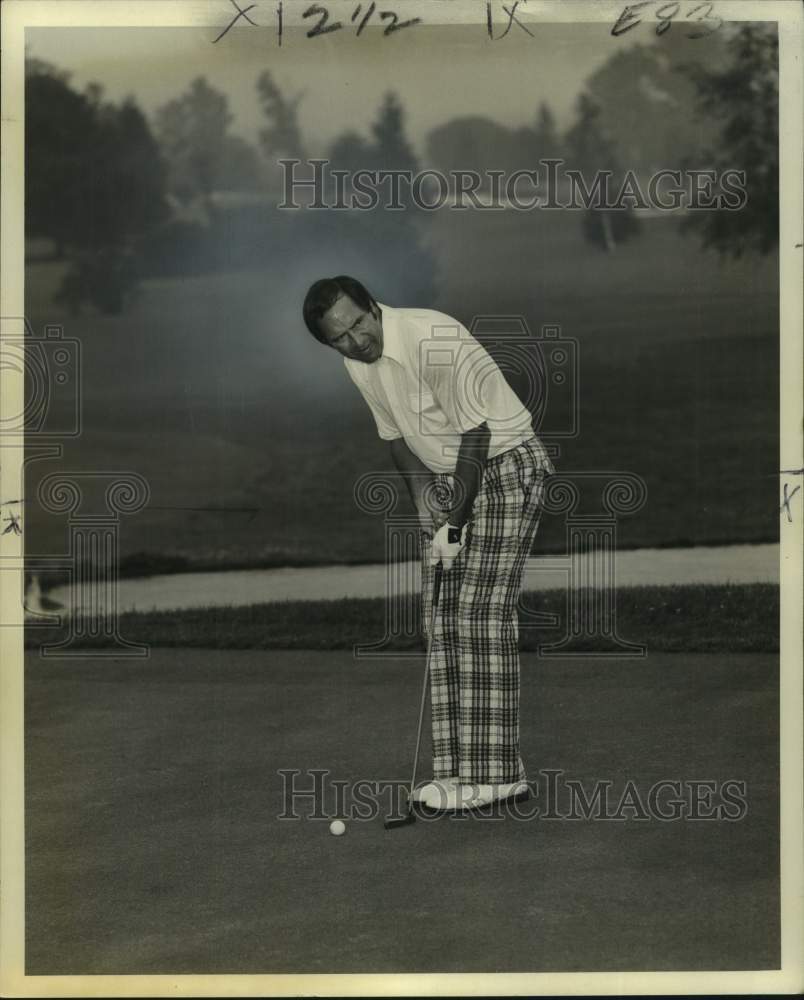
<box><xmin>24</xmin><ymin>648</ymin><xmax>779</xmax><ymax>974</ymax></box>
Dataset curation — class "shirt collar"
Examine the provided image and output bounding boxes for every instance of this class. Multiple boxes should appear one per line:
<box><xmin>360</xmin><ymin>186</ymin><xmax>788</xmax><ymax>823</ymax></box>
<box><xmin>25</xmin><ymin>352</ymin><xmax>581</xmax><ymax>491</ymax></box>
<box><xmin>376</xmin><ymin>302</ymin><xmax>405</xmax><ymax>366</ymax></box>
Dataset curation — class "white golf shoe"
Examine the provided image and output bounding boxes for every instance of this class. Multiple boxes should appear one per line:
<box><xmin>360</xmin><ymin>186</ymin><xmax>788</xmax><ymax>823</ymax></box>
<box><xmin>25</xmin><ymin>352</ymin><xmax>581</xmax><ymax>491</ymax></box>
<box><xmin>424</xmin><ymin>781</ymin><xmax>530</xmax><ymax>813</ymax></box>
<box><xmin>411</xmin><ymin>777</ymin><xmax>459</xmax><ymax>808</ymax></box>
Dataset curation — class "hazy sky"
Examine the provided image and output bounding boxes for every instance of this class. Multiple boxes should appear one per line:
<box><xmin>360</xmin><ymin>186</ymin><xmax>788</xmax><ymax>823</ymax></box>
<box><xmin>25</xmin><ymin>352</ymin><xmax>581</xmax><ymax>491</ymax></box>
<box><xmin>27</xmin><ymin>23</ymin><xmax>639</xmax><ymax>155</ymax></box>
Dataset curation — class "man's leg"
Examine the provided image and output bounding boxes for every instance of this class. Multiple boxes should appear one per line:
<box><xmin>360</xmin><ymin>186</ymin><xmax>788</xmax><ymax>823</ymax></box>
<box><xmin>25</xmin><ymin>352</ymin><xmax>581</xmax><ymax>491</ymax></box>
<box><xmin>455</xmin><ymin>445</ymin><xmax>550</xmax><ymax>785</ymax></box>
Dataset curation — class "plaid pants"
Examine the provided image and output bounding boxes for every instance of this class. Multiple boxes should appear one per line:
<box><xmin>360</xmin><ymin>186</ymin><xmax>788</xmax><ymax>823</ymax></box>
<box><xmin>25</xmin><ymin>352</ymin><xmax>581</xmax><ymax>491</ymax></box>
<box><xmin>421</xmin><ymin>436</ymin><xmax>555</xmax><ymax>784</ymax></box>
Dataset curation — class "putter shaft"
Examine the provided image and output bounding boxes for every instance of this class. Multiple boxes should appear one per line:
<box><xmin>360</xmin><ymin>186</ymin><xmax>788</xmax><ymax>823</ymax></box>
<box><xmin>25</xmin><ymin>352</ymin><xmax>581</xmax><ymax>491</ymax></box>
<box><xmin>385</xmin><ymin>564</ymin><xmax>442</xmax><ymax>831</ymax></box>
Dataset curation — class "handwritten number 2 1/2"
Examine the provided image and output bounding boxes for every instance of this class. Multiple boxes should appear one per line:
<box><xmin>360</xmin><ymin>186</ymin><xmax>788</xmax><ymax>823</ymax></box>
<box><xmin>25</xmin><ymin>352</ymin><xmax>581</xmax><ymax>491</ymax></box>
<box><xmin>303</xmin><ymin>2</ymin><xmax>421</xmax><ymax>37</ymax></box>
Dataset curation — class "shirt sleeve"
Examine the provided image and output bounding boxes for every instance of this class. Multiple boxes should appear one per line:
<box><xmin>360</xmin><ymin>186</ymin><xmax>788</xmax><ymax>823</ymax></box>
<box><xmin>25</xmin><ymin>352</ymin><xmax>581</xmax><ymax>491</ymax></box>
<box><xmin>420</xmin><ymin>320</ymin><xmax>518</xmax><ymax>434</ymax></box>
<box><xmin>345</xmin><ymin>364</ymin><xmax>402</xmax><ymax>441</ymax></box>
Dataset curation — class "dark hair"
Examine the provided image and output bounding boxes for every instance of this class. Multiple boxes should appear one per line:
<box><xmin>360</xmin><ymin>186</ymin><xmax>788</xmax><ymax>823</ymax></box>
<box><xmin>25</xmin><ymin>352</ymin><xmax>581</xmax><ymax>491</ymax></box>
<box><xmin>302</xmin><ymin>275</ymin><xmax>378</xmax><ymax>343</ymax></box>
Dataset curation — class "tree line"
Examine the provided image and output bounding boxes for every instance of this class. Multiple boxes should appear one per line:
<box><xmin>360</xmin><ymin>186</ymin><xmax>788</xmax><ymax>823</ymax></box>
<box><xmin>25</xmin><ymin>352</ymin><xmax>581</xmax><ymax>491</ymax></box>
<box><xmin>25</xmin><ymin>22</ymin><xmax>778</xmax><ymax>313</ymax></box>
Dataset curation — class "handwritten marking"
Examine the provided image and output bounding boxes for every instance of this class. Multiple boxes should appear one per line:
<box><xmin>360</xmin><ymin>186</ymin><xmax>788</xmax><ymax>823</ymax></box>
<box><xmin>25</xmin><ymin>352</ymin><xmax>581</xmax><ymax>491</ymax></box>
<box><xmin>379</xmin><ymin>9</ymin><xmax>420</xmax><ymax>35</ymax></box>
<box><xmin>212</xmin><ymin>0</ymin><xmax>421</xmax><ymax>44</ymax></box>
<box><xmin>685</xmin><ymin>1</ymin><xmax>721</xmax><ymax>38</ymax></box>
<box><xmin>212</xmin><ymin>0</ymin><xmax>259</xmax><ymax>43</ymax></box>
<box><xmin>355</xmin><ymin>2</ymin><xmax>376</xmax><ymax>35</ymax></box>
<box><xmin>304</xmin><ymin>3</ymin><xmax>343</xmax><ymax>36</ymax></box>
<box><xmin>611</xmin><ymin>2</ymin><xmax>651</xmax><ymax>36</ymax></box>
<box><xmin>655</xmin><ymin>2</ymin><xmax>680</xmax><ymax>35</ymax></box>
<box><xmin>612</xmin><ymin>0</ymin><xmax>721</xmax><ymax>38</ymax></box>
<box><xmin>780</xmin><ymin>484</ymin><xmax>800</xmax><ymax>523</ymax></box>
<box><xmin>487</xmin><ymin>0</ymin><xmax>534</xmax><ymax>39</ymax></box>
<box><xmin>2</xmin><ymin>511</ymin><xmax>21</xmax><ymax>535</ymax></box>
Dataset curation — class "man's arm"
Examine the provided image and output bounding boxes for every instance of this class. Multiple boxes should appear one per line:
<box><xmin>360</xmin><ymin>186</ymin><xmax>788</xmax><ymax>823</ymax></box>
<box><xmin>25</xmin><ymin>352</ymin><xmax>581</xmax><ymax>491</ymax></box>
<box><xmin>448</xmin><ymin>422</ymin><xmax>491</xmax><ymax>529</ymax></box>
<box><xmin>389</xmin><ymin>437</ymin><xmax>440</xmax><ymax>532</ymax></box>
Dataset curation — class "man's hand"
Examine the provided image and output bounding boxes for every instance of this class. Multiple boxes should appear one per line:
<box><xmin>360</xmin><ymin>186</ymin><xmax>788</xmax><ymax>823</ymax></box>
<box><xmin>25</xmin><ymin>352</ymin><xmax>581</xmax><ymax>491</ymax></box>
<box><xmin>417</xmin><ymin>504</ymin><xmax>448</xmax><ymax>541</ymax></box>
<box><xmin>430</xmin><ymin>522</ymin><xmax>467</xmax><ymax>570</ymax></box>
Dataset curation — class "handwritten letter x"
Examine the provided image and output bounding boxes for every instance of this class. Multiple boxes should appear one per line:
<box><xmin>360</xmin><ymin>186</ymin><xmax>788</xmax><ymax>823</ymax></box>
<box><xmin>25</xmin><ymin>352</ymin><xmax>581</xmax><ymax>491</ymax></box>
<box><xmin>213</xmin><ymin>0</ymin><xmax>259</xmax><ymax>43</ymax></box>
<box><xmin>490</xmin><ymin>1</ymin><xmax>534</xmax><ymax>39</ymax></box>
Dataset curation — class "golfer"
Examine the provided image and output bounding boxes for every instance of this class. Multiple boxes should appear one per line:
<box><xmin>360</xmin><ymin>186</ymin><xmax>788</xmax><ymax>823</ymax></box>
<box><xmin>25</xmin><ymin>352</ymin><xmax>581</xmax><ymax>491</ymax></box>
<box><xmin>302</xmin><ymin>276</ymin><xmax>555</xmax><ymax>813</ymax></box>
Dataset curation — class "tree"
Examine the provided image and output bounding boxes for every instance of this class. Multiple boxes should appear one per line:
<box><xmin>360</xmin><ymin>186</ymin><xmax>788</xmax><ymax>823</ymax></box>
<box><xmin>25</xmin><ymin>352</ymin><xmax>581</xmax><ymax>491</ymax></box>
<box><xmin>681</xmin><ymin>23</ymin><xmax>778</xmax><ymax>258</ymax></box>
<box><xmin>25</xmin><ymin>62</ymin><xmax>99</xmax><ymax>255</ymax></box>
<box><xmin>155</xmin><ymin>76</ymin><xmax>261</xmax><ymax>203</ymax></box>
<box><xmin>218</xmin><ymin>135</ymin><xmax>264</xmax><ymax>192</ymax></box>
<box><xmin>26</xmin><ymin>56</ymin><xmax>171</xmax><ymax>311</ymax></box>
<box><xmin>328</xmin><ymin>130</ymin><xmax>372</xmax><ymax>173</ymax></box>
<box><xmin>256</xmin><ymin>70</ymin><xmax>305</xmax><ymax>166</ymax></box>
<box><xmin>316</xmin><ymin>93</ymin><xmax>435</xmax><ymax>301</ymax></box>
<box><xmin>426</xmin><ymin>116</ymin><xmax>526</xmax><ymax>189</ymax></box>
<box><xmin>533</xmin><ymin>102</ymin><xmax>560</xmax><ymax>161</ymax></box>
<box><xmin>565</xmin><ymin>93</ymin><xmax>640</xmax><ymax>252</ymax></box>
<box><xmin>370</xmin><ymin>92</ymin><xmax>418</xmax><ymax>174</ymax></box>
<box><xmin>91</xmin><ymin>95</ymin><xmax>170</xmax><ymax>245</ymax></box>
<box><xmin>25</xmin><ymin>53</ymin><xmax>70</xmax><ymax>84</ymax></box>
<box><xmin>325</xmin><ymin>130</ymin><xmax>373</xmax><ymax>203</ymax></box>
<box><xmin>26</xmin><ymin>61</ymin><xmax>169</xmax><ymax>289</ymax></box>
<box><xmin>326</xmin><ymin>93</ymin><xmax>418</xmax><ymax>204</ymax></box>
<box><xmin>565</xmin><ymin>93</ymin><xmax>618</xmax><ymax>172</ymax></box>
<box><xmin>582</xmin><ymin>41</ymin><xmax>727</xmax><ymax>176</ymax></box>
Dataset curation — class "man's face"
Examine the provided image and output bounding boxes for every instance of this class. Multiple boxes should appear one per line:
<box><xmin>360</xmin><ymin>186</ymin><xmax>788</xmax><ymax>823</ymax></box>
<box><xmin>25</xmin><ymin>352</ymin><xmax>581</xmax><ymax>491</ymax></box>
<box><xmin>318</xmin><ymin>294</ymin><xmax>383</xmax><ymax>363</ymax></box>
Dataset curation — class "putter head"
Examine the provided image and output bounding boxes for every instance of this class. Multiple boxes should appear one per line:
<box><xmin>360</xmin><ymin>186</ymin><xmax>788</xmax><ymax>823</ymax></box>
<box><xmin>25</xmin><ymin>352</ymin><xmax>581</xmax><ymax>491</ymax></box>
<box><xmin>384</xmin><ymin>811</ymin><xmax>416</xmax><ymax>830</ymax></box>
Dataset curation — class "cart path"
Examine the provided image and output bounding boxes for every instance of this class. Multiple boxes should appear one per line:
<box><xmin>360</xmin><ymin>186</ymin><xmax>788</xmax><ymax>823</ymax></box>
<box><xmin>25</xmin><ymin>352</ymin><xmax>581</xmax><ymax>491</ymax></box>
<box><xmin>44</xmin><ymin>542</ymin><xmax>780</xmax><ymax>613</ymax></box>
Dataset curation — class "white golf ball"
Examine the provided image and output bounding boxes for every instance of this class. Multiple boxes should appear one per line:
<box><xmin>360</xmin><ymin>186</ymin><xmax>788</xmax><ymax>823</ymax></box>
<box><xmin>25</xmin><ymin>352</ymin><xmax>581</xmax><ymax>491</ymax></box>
<box><xmin>329</xmin><ymin>819</ymin><xmax>346</xmax><ymax>837</ymax></box>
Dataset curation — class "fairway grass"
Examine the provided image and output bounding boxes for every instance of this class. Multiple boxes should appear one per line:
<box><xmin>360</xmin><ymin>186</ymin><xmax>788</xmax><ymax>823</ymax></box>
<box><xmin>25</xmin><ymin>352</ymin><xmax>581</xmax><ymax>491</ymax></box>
<box><xmin>24</xmin><ymin>583</ymin><xmax>779</xmax><ymax>653</ymax></box>
<box><xmin>23</xmin><ymin>217</ymin><xmax>778</xmax><ymax>567</ymax></box>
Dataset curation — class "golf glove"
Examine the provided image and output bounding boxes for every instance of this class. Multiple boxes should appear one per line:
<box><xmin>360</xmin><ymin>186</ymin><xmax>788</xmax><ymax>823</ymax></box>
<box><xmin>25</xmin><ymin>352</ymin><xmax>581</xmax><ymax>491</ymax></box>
<box><xmin>430</xmin><ymin>522</ymin><xmax>467</xmax><ymax>570</ymax></box>
<box><xmin>417</xmin><ymin>508</ymin><xmax>448</xmax><ymax>542</ymax></box>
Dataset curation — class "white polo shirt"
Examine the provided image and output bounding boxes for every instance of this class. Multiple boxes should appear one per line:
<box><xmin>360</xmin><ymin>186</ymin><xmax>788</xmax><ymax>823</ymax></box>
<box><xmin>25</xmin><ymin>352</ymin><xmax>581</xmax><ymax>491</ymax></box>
<box><xmin>344</xmin><ymin>303</ymin><xmax>536</xmax><ymax>474</ymax></box>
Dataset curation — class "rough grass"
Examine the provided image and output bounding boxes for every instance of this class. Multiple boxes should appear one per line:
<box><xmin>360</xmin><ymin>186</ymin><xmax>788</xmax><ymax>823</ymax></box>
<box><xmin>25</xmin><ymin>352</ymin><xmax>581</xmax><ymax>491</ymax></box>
<box><xmin>24</xmin><ymin>583</ymin><xmax>779</xmax><ymax>653</ymax></box>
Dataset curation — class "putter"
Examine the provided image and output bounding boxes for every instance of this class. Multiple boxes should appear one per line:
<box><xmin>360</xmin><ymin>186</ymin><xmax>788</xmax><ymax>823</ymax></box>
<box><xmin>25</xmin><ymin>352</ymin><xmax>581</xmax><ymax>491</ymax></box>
<box><xmin>384</xmin><ymin>563</ymin><xmax>443</xmax><ymax>830</ymax></box>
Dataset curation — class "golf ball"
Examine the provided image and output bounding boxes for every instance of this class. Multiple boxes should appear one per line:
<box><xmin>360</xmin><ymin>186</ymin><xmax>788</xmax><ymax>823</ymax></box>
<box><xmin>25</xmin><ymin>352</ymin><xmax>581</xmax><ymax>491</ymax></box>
<box><xmin>329</xmin><ymin>820</ymin><xmax>346</xmax><ymax>837</ymax></box>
